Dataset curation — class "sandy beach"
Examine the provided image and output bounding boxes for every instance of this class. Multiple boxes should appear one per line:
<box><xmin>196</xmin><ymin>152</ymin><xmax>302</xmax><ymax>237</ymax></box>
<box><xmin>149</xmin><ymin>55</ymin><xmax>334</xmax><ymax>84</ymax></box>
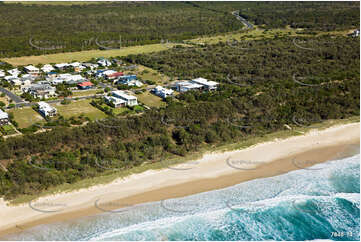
<box><xmin>0</xmin><ymin>122</ymin><xmax>359</xmax><ymax>238</ymax></box>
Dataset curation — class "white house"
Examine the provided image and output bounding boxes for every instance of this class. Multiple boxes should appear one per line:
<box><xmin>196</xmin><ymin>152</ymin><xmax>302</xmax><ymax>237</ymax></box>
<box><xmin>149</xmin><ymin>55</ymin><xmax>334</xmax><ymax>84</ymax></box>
<box><xmin>0</xmin><ymin>110</ymin><xmax>9</xmax><ymax>125</ymax></box>
<box><xmin>111</xmin><ymin>91</ymin><xmax>138</xmax><ymax>106</ymax></box>
<box><xmin>41</xmin><ymin>64</ymin><xmax>55</xmax><ymax>73</ymax></box>
<box><xmin>7</xmin><ymin>68</ymin><xmax>21</xmax><ymax>77</ymax></box>
<box><xmin>153</xmin><ymin>86</ymin><xmax>174</xmax><ymax>98</ymax></box>
<box><xmin>191</xmin><ymin>78</ymin><xmax>219</xmax><ymax>91</ymax></box>
<box><xmin>38</xmin><ymin>102</ymin><xmax>57</xmax><ymax>117</ymax></box>
<box><xmin>20</xmin><ymin>79</ymin><xmax>32</xmax><ymax>92</ymax></box>
<box><xmin>97</xmin><ymin>58</ymin><xmax>112</xmax><ymax>67</ymax></box>
<box><xmin>104</xmin><ymin>96</ymin><xmax>127</xmax><ymax>108</ymax></box>
<box><xmin>69</xmin><ymin>62</ymin><xmax>86</xmax><ymax>72</ymax></box>
<box><xmin>54</xmin><ymin>63</ymin><xmax>69</xmax><ymax>69</ymax></box>
<box><xmin>8</xmin><ymin>77</ymin><xmax>22</xmax><ymax>86</ymax></box>
<box><xmin>27</xmin><ymin>84</ymin><xmax>57</xmax><ymax>99</ymax></box>
<box><xmin>175</xmin><ymin>81</ymin><xmax>203</xmax><ymax>92</ymax></box>
<box><xmin>24</xmin><ymin>65</ymin><xmax>40</xmax><ymax>76</ymax></box>
<box><xmin>82</xmin><ymin>63</ymin><xmax>99</xmax><ymax>70</ymax></box>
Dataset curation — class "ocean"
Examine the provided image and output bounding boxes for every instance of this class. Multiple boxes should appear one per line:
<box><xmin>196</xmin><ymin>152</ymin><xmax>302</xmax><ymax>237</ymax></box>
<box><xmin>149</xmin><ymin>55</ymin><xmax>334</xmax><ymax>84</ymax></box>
<box><xmin>3</xmin><ymin>154</ymin><xmax>360</xmax><ymax>241</ymax></box>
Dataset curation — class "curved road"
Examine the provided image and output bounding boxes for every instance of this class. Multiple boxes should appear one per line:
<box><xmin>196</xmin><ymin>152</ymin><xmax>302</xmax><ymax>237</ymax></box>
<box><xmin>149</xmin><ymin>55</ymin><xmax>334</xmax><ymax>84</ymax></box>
<box><xmin>231</xmin><ymin>10</ymin><xmax>254</xmax><ymax>30</ymax></box>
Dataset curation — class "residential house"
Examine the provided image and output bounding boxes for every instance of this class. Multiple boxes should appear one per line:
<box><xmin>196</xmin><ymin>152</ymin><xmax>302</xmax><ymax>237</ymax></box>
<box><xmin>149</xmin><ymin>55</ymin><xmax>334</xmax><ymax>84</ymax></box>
<box><xmin>8</xmin><ymin>77</ymin><xmax>22</xmax><ymax>86</ymax></box>
<box><xmin>191</xmin><ymin>78</ymin><xmax>219</xmax><ymax>91</ymax></box>
<box><xmin>27</xmin><ymin>84</ymin><xmax>56</xmax><ymax>99</ymax></box>
<box><xmin>175</xmin><ymin>81</ymin><xmax>203</xmax><ymax>92</ymax></box>
<box><xmin>38</xmin><ymin>102</ymin><xmax>57</xmax><ymax>117</ymax></box>
<box><xmin>0</xmin><ymin>110</ymin><xmax>9</xmax><ymax>125</ymax></box>
<box><xmin>82</xmin><ymin>63</ymin><xmax>99</xmax><ymax>70</ymax></box>
<box><xmin>7</xmin><ymin>68</ymin><xmax>21</xmax><ymax>77</ymax></box>
<box><xmin>69</xmin><ymin>62</ymin><xmax>86</xmax><ymax>72</ymax></box>
<box><xmin>106</xmin><ymin>72</ymin><xmax>124</xmax><ymax>80</ymax></box>
<box><xmin>120</xmin><ymin>79</ymin><xmax>143</xmax><ymax>87</ymax></box>
<box><xmin>24</xmin><ymin>65</ymin><xmax>40</xmax><ymax>76</ymax></box>
<box><xmin>100</xmin><ymin>70</ymin><xmax>117</xmax><ymax>78</ymax></box>
<box><xmin>152</xmin><ymin>86</ymin><xmax>174</xmax><ymax>99</ymax></box>
<box><xmin>118</xmin><ymin>75</ymin><xmax>137</xmax><ymax>82</ymax></box>
<box><xmin>54</xmin><ymin>63</ymin><xmax>69</xmax><ymax>70</ymax></box>
<box><xmin>77</xmin><ymin>81</ymin><xmax>94</xmax><ymax>90</ymax></box>
<box><xmin>104</xmin><ymin>96</ymin><xmax>126</xmax><ymax>108</ymax></box>
<box><xmin>97</xmin><ymin>58</ymin><xmax>112</xmax><ymax>67</ymax></box>
<box><xmin>41</xmin><ymin>64</ymin><xmax>55</xmax><ymax>73</ymax></box>
<box><xmin>111</xmin><ymin>91</ymin><xmax>138</xmax><ymax>106</ymax></box>
<box><xmin>20</xmin><ymin>78</ymin><xmax>33</xmax><ymax>92</ymax></box>
<box><xmin>47</xmin><ymin>72</ymin><xmax>58</xmax><ymax>78</ymax></box>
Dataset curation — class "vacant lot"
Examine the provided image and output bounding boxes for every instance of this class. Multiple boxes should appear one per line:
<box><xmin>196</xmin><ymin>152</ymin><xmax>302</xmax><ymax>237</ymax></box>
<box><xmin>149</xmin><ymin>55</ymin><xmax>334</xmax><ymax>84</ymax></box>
<box><xmin>54</xmin><ymin>99</ymin><xmax>107</xmax><ymax>120</ymax></box>
<box><xmin>132</xmin><ymin>65</ymin><xmax>171</xmax><ymax>84</ymax></box>
<box><xmin>9</xmin><ymin>107</ymin><xmax>45</xmax><ymax>128</ymax></box>
<box><xmin>136</xmin><ymin>91</ymin><xmax>165</xmax><ymax>108</ymax></box>
<box><xmin>71</xmin><ymin>89</ymin><xmax>101</xmax><ymax>97</ymax></box>
<box><xmin>3</xmin><ymin>44</ymin><xmax>184</xmax><ymax>66</ymax></box>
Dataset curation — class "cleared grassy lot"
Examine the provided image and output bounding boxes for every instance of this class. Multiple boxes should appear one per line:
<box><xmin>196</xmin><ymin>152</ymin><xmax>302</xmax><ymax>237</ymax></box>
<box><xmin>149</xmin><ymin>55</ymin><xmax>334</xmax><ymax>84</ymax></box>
<box><xmin>54</xmin><ymin>99</ymin><xmax>107</xmax><ymax>120</ymax></box>
<box><xmin>3</xmin><ymin>43</ymin><xmax>184</xmax><ymax>66</ymax></box>
<box><xmin>133</xmin><ymin>65</ymin><xmax>170</xmax><ymax>84</ymax></box>
<box><xmin>71</xmin><ymin>89</ymin><xmax>101</xmax><ymax>97</ymax></box>
<box><xmin>9</xmin><ymin>107</ymin><xmax>45</xmax><ymax>129</ymax></box>
<box><xmin>190</xmin><ymin>28</ymin><xmax>300</xmax><ymax>45</ymax></box>
<box><xmin>136</xmin><ymin>91</ymin><xmax>165</xmax><ymax>108</ymax></box>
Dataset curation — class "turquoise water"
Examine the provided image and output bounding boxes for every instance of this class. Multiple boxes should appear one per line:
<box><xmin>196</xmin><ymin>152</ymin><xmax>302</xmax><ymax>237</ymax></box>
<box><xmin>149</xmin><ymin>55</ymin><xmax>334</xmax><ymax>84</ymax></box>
<box><xmin>3</xmin><ymin>154</ymin><xmax>360</xmax><ymax>241</ymax></box>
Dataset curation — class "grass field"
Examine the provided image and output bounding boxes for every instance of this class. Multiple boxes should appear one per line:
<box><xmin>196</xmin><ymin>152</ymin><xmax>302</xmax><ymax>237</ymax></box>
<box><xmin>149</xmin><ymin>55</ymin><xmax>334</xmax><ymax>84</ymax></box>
<box><xmin>136</xmin><ymin>91</ymin><xmax>165</xmax><ymax>108</ymax></box>
<box><xmin>190</xmin><ymin>28</ymin><xmax>301</xmax><ymax>45</ymax></box>
<box><xmin>9</xmin><ymin>107</ymin><xmax>45</xmax><ymax>129</ymax></box>
<box><xmin>2</xmin><ymin>43</ymin><xmax>184</xmax><ymax>66</ymax></box>
<box><xmin>133</xmin><ymin>65</ymin><xmax>170</xmax><ymax>84</ymax></box>
<box><xmin>54</xmin><ymin>99</ymin><xmax>107</xmax><ymax>120</ymax></box>
<box><xmin>71</xmin><ymin>89</ymin><xmax>100</xmax><ymax>97</ymax></box>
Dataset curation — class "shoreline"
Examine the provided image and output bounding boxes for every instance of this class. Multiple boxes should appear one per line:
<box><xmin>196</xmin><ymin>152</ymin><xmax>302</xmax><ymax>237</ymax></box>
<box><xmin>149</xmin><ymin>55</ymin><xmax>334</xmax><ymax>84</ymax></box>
<box><xmin>0</xmin><ymin>122</ymin><xmax>359</xmax><ymax>238</ymax></box>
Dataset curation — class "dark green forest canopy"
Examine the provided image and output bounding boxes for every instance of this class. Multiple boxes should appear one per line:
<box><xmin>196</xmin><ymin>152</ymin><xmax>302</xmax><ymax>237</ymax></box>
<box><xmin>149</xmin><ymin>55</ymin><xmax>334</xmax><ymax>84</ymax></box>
<box><xmin>0</xmin><ymin>1</ymin><xmax>359</xmax><ymax>58</ymax></box>
<box><xmin>194</xmin><ymin>1</ymin><xmax>360</xmax><ymax>31</ymax></box>
<box><xmin>0</xmin><ymin>1</ymin><xmax>242</xmax><ymax>58</ymax></box>
<box><xmin>0</xmin><ymin>36</ymin><xmax>359</xmax><ymax>199</ymax></box>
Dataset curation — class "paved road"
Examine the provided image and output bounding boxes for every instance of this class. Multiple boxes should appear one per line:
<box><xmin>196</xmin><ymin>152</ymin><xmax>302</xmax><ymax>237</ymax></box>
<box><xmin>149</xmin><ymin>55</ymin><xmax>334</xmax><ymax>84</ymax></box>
<box><xmin>232</xmin><ymin>11</ymin><xmax>254</xmax><ymax>30</ymax></box>
<box><xmin>0</xmin><ymin>87</ymin><xmax>24</xmax><ymax>103</ymax></box>
<box><xmin>8</xmin><ymin>94</ymin><xmax>106</xmax><ymax>109</ymax></box>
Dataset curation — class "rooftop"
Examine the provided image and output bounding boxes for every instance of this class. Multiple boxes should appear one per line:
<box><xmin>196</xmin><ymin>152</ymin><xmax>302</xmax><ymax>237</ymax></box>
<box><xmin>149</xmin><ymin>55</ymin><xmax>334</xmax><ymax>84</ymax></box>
<box><xmin>0</xmin><ymin>110</ymin><xmax>8</xmax><ymax>119</ymax></box>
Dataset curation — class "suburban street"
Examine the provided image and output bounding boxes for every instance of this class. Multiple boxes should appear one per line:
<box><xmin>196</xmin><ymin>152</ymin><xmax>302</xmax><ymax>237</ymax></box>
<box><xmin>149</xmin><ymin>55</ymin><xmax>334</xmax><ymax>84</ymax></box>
<box><xmin>0</xmin><ymin>87</ymin><xmax>24</xmax><ymax>103</ymax></box>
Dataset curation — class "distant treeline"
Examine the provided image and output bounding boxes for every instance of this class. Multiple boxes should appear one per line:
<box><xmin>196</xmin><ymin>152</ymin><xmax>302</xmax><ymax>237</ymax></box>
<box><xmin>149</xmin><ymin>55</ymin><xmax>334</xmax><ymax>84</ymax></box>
<box><xmin>193</xmin><ymin>1</ymin><xmax>360</xmax><ymax>31</ymax></box>
<box><xmin>0</xmin><ymin>36</ymin><xmax>359</xmax><ymax>200</ymax></box>
<box><xmin>0</xmin><ymin>1</ymin><xmax>242</xmax><ymax>58</ymax></box>
<box><xmin>0</xmin><ymin>1</ymin><xmax>359</xmax><ymax>58</ymax></box>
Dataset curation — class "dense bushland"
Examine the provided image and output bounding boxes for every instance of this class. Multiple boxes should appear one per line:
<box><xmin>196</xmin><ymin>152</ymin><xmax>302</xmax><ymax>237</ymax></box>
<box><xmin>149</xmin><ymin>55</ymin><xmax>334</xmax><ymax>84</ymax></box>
<box><xmin>0</xmin><ymin>35</ymin><xmax>359</xmax><ymax>199</ymax></box>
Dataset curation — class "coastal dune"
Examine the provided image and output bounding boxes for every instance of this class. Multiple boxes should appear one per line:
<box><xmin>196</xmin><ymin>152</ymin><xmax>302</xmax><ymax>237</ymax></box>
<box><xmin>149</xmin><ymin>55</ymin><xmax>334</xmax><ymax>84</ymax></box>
<box><xmin>0</xmin><ymin>122</ymin><xmax>359</xmax><ymax>237</ymax></box>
